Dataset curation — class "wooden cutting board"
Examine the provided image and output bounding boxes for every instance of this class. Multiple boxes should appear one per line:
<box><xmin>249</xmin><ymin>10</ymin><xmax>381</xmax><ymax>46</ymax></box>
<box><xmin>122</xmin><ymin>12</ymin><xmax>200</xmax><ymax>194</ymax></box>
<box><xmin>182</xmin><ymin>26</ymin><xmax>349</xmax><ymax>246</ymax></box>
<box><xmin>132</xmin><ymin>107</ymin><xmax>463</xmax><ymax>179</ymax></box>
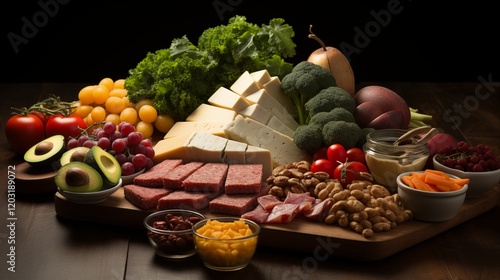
<box><xmin>54</xmin><ymin>185</ymin><xmax>499</xmax><ymax>261</ymax></box>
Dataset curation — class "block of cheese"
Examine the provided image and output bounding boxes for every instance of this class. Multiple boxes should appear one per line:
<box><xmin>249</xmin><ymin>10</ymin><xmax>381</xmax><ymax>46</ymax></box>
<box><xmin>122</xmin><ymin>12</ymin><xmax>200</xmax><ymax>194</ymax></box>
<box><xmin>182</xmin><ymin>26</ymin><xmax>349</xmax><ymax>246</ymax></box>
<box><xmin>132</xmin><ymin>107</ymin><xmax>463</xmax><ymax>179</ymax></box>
<box><xmin>244</xmin><ymin>145</ymin><xmax>273</xmax><ymax>179</ymax></box>
<box><xmin>266</xmin><ymin>115</ymin><xmax>294</xmax><ymax>138</ymax></box>
<box><xmin>250</xmin><ymin>69</ymin><xmax>272</xmax><ymax>87</ymax></box>
<box><xmin>224</xmin><ymin>115</ymin><xmax>311</xmax><ymax>167</ymax></box>
<box><xmin>163</xmin><ymin>121</ymin><xmax>228</xmax><ymax>139</ymax></box>
<box><xmin>152</xmin><ymin>133</ymin><xmax>194</xmax><ymax>164</ymax></box>
<box><xmin>263</xmin><ymin>76</ymin><xmax>296</xmax><ymax>116</ymax></box>
<box><xmin>223</xmin><ymin>139</ymin><xmax>247</xmax><ymax>165</ymax></box>
<box><xmin>238</xmin><ymin>103</ymin><xmax>272</xmax><ymax>125</ymax></box>
<box><xmin>208</xmin><ymin>86</ymin><xmax>251</xmax><ymax>112</ymax></box>
<box><xmin>186</xmin><ymin>103</ymin><xmax>237</xmax><ymax>122</ymax></box>
<box><xmin>245</xmin><ymin>89</ymin><xmax>299</xmax><ymax>131</ymax></box>
<box><xmin>230</xmin><ymin>71</ymin><xmax>262</xmax><ymax>97</ymax></box>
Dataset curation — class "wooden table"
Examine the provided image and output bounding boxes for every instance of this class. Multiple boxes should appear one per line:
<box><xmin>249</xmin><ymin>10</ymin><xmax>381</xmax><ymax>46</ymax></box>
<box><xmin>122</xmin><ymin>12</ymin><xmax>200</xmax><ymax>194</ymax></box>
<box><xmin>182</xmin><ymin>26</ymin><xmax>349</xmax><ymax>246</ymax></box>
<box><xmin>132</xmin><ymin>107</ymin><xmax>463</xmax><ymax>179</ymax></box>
<box><xmin>1</xmin><ymin>83</ymin><xmax>499</xmax><ymax>279</ymax></box>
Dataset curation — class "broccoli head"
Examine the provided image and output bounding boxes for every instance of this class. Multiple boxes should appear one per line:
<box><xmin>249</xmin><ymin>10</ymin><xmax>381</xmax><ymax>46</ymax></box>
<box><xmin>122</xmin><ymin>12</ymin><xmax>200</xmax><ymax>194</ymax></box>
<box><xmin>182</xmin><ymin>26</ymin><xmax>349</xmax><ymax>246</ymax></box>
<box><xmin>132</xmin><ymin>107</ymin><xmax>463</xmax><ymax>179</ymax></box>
<box><xmin>280</xmin><ymin>61</ymin><xmax>336</xmax><ymax>125</ymax></box>
<box><xmin>304</xmin><ymin>86</ymin><xmax>356</xmax><ymax>120</ymax></box>
<box><xmin>293</xmin><ymin>124</ymin><xmax>323</xmax><ymax>155</ymax></box>
<box><xmin>309</xmin><ymin>107</ymin><xmax>356</xmax><ymax>126</ymax></box>
<box><xmin>322</xmin><ymin>120</ymin><xmax>362</xmax><ymax>149</ymax></box>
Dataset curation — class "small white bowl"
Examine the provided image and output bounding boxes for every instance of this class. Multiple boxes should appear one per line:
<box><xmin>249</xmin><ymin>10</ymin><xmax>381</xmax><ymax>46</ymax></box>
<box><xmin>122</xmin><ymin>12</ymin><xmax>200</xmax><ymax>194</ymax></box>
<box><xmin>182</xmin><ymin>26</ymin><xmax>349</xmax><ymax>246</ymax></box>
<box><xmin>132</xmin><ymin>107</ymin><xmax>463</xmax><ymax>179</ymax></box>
<box><xmin>58</xmin><ymin>178</ymin><xmax>122</xmax><ymax>204</ymax></box>
<box><xmin>121</xmin><ymin>168</ymin><xmax>145</xmax><ymax>185</ymax></box>
<box><xmin>433</xmin><ymin>155</ymin><xmax>500</xmax><ymax>197</ymax></box>
<box><xmin>397</xmin><ymin>172</ymin><xmax>468</xmax><ymax>222</ymax></box>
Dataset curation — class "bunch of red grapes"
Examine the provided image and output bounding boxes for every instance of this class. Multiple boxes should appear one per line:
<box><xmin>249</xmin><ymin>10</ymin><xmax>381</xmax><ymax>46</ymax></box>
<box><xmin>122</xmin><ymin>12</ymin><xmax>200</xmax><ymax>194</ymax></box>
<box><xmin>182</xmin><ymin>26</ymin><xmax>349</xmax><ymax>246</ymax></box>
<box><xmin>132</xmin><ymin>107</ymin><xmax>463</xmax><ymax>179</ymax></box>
<box><xmin>435</xmin><ymin>141</ymin><xmax>500</xmax><ymax>172</ymax></box>
<box><xmin>66</xmin><ymin>121</ymin><xmax>155</xmax><ymax>176</ymax></box>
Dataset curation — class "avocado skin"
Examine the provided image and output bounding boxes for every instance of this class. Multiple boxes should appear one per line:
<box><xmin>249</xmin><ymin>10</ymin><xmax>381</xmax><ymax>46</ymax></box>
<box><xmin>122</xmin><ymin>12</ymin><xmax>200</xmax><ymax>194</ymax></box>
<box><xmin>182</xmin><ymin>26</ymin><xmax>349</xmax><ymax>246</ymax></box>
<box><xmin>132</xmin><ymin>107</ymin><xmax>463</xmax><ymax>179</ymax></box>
<box><xmin>24</xmin><ymin>135</ymin><xmax>66</xmax><ymax>168</ymax></box>
<box><xmin>84</xmin><ymin>146</ymin><xmax>121</xmax><ymax>187</ymax></box>
<box><xmin>55</xmin><ymin>162</ymin><xmax>103</xmax><ymax>193</ymax></box>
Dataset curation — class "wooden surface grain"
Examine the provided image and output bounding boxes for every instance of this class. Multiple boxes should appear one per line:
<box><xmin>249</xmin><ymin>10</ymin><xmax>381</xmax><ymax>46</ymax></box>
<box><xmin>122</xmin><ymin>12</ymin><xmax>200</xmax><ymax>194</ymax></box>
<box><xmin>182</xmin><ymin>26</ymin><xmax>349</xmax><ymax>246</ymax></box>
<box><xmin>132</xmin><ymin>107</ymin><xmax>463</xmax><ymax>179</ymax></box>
<box><xmin>1</xmin><ymin>83</ymin><xmax>499</xmax><ymax>279</ymax></box>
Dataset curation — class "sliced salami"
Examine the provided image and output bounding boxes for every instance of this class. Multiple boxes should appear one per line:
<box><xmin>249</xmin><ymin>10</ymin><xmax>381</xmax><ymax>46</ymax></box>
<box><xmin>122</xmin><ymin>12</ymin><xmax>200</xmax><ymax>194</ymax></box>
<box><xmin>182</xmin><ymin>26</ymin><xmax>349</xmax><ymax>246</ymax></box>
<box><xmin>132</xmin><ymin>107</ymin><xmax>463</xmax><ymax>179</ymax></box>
<box><xmin>162</xmin><ymin>162</ymin><xmax>205</xmax><ymax>189</ymax></box>
<box><xmin>156</xmin><ymin>189</ymin><xmax>223</xmax><ymax>211</ymax></box>
<box><xmin>182</xmin><ymin>163</ymin><xmax>228</xmax><ymax>193</ymax></box>
<box><xmin>133</xmin><ymin>159</ymin><xmax>183</xmax><ymax>187</ymax></box>
<box><xmin>224</xmin><ymin>164</ymin><xmax>263</xmax><ymax>195</ymax></box>
<box><xmin>209</xmin><ymin>183</ymin><xmax>271</xmax><ymax>216</ymax></box>
<box><xmin>123</xmin><ymin>184</ymin><xmax>173</xmax><ymax>210</ymax></box>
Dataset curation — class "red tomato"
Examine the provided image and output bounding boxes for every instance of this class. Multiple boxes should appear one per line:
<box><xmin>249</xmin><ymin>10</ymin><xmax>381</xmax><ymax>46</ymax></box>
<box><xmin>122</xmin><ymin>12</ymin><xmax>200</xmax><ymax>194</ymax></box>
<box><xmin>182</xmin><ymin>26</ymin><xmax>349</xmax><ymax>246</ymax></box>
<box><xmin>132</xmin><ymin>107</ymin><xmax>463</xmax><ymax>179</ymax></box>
<box><xmin>312</xmin><ymin>147</ymin><xmax>328</xmax><ymax>161</ymax></box>
<box><xmin>45</xmin><ymin>114</ymin><xmax>87</xmax><ymax>140</ymax></box>
<box><xmin>327</xmin><ymin>144</ymin><xmax>347</xmax><ymax>168</ymax></box>
<box><xmin>5</xmin><ymin>113</ymin><xmax>46</xmax><ymax>154</ymax></box>
<box><xmin>334</xmin><ymin>161</ymin><xmax>368</xmax><ymax>188</ymax></box>
<box><xmin>310</xmin><ymin>159</ymin><xmax>335</xmax><ymax>178</ymax></box>
<box><xmin>346</xmin><ymin>147</ymin><xmax>366</xmax><ymax>165</ymax></box>
<box><xmin>29</xmin><ymin>110</ymin><xmax>48</xmax><ymax>125</ymax></box>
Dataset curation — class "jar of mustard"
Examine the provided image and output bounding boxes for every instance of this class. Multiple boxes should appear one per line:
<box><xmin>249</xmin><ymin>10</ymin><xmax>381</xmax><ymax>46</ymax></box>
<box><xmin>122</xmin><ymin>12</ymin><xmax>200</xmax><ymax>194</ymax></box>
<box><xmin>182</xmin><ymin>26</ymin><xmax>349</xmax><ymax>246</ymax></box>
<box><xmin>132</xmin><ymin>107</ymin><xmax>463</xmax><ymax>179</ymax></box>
<box><xmin>363</xmin><ymin>129</ymin><xmax>429</xmax><ymax>193</ymax></box>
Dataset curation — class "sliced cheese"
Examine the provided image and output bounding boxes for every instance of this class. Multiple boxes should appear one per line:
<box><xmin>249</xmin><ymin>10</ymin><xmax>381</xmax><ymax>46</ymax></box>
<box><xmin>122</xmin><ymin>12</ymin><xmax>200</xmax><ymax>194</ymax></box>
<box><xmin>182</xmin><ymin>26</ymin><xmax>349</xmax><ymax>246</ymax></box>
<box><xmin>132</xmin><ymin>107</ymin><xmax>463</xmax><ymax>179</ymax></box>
<box><xmin>163</xmin><ymin>121</ymin><xmax>228</xmax><ymax>139</ymax></box>
<box><xmin>152</xmin><ymin>133</ymin><xmax>193</xmax><ymax>164</ymax></box>
<box><xmin>266</xmin><ymin>115</ymin><xmax>294</xmax><ymax>138</ymax></box>
<box><xmin>245</xmin><ymin>89</ymin><xmax>299</xmax><ymax>131</ymax></box>
<box><xmin>223</xmin><ymin>139</ymin><xmax>247</xmax><ymax>165</ymax></box>
<box><xmin>186</xmin><ymin>103</ymin><xmax>237</xmax><ymax>122</ymax></box>
<box><xmin>263</xmin><ymin>76</ymin><xmax>296</xmax><ymax>116</ymax></box>
<box><xmin>245</xmin><ymin>145</ymin><xmax>273</xmax><ymax>179</ymax></box>
<box><xmin>250</xmin><ymin>69</ymin><xmax>272</xmax><ymax>87</ymax></box>
<box><xmin>238</xmin><ymin>103</ymin><xmax>272</xmax><ymax>125</ymax></box>
<box><xmin>224</xmin><ymin>115</ymin><xmax>311</xmax><ymax>167</ymax></box>
<box><xmin>208</xmin><ymin>86</ymin><xmax>251</xmax><ymax>112</ymax></box>
<box><xmin>230</xmin><ymin>71</ymin><xmax>261</xmax><ymax>97</ymax></box>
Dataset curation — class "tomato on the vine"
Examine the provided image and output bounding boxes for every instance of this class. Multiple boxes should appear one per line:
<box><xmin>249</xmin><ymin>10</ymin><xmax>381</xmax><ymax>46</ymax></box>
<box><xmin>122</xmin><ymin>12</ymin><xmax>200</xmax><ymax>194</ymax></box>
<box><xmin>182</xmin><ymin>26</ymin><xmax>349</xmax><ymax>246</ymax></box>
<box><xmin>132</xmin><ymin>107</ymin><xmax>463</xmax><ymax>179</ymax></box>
<box><xmin>5</xmin><ymin>113</ymin><xmax>46</xmax><ymax>154</ymax></box>
<box><xmin>312</xmin><ymin>147</ymin><xmax>328</xmax><ymax>161</ymax></box>
<box><xmin>45</xmin><ymin>114</ymin><xmax>87</xmax><ymax>140</ymax></box>
<box><xmin>310</xmin><ymin>159</ymin><xmax>335</xmax><ymax>178</ymax></box>
<box><xmin>333</xmin><ymin>161</ymin><xmax>368</xmax><ymax>188</ymax></box>
<box><xmin>346</xmin><ymin>147</ymin><xmax>366</xmax><ymax>165</ymax></box>
<box><xmin>327</xmin><ymin>144</ymin><xmax>347</xmax><ymax>168</ymax></box>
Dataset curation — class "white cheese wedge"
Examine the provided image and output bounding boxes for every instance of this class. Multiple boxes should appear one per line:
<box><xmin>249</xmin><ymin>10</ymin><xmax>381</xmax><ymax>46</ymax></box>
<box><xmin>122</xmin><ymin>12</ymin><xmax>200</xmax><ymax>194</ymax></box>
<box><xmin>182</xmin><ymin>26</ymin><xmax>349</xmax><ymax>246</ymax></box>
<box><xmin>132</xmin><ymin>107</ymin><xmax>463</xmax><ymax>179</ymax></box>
<box><xmin>245</xmin><ymin>89</ymin><xmax>299</xmax><ymax>131</ymax></box>
<box><xmin>244</xmin><ymin>145</ymin><xmax>273</xmax><ymax>179</ymax></box>
<box><xmin>250</xmin><ymin>69</ymin><xmax>272</xmax><ymax>87</ymax></box>
<box><xmin>224</xmin><ymin>115</ymin><xmax>311</xmax><ymax>167</ymax></box>
<box><xmin>263</xmin><ymin>76</ymin><xmax>296</xmax><ymax>116</ymax></box>
<box><xmin>163</xmin><ymin>121</ymin><xmax>228</xmax><ymax>139</ymax></box>
<box><xmin>238</xmin><ymin>103</ymin><xmax>272</xmax><ymax>125</ymax></box>
<box><xmin>152</xmin><ymin>133</ymin><xmax>193</xmax><ymax>164</ymax></box>
<box><xmin>230</xmin><ymin>71</ymin><xmax>262</xmax><ymax>97</ymax></box>
<box><xmin>186</xmin><ymin>103</ymin><xmax>237</xmax><ymax>122</ymax></box>
<box><xmin>266</xmin><ymin>115</ymin><xmax>294</xmax><ymax>138</ymax></box>
<box><xmin>223</xmin><ymin>139</ymin><xmax>247</xmax><ymax>165</ymax></box>
<box><xmin>208</xmin><ymin>86</ymin><xmax>251</xmax><ymax>112</ymax></box>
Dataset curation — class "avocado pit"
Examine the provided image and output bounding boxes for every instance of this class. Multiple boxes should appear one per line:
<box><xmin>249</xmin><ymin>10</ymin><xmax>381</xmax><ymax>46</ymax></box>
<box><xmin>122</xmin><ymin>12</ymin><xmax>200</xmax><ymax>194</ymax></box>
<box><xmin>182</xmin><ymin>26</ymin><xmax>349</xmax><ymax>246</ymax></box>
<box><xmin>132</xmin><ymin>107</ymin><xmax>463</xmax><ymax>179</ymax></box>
<box><xmin>70</xmin><ymin>150</ymin><xmax>88</xmax><ymax>163</ymax></box>
<box><xmin>65</xmin><ymin>167</ymin><xmax>90</xmax><ymax>186</ymax></box>
<box><xmin>34</xmin><ymin>142</ymin><xmax>53</xmax><ymax>155</ymax></box>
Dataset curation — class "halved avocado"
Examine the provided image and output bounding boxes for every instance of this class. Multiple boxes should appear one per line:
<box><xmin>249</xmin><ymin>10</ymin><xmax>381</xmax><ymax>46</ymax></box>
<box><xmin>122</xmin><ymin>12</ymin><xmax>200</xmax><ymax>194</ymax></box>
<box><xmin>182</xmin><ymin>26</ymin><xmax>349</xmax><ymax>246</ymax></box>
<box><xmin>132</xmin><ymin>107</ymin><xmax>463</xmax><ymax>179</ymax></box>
<box><xmin>60</xmin><ymin>147</ymin><xmax>90</xmax><ymax>166</ymax></box>
<box><xmin>84</xmin><ymin>146</ymin><xmax>121</xmax><ymax>186</ymax></box>
<box><xmin>24</xmin><ymin>135</ymin><xmax>66</xmax><ymax>167</ymax></box>
<box><xmin>55</xmin><ymin>161</ymin><xmax>103</xmax><ymax>192</ymax></box>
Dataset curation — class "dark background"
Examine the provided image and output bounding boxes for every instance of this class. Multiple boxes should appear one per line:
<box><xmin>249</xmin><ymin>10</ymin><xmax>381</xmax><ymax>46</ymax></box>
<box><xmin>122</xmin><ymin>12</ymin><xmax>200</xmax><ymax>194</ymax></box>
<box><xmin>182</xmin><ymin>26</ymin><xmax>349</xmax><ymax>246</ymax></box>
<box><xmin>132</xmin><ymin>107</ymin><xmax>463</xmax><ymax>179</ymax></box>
<box><xmin>2</xmin><ymin>0</ymin><xmax>498</xmax><ymax>84</ymax></box>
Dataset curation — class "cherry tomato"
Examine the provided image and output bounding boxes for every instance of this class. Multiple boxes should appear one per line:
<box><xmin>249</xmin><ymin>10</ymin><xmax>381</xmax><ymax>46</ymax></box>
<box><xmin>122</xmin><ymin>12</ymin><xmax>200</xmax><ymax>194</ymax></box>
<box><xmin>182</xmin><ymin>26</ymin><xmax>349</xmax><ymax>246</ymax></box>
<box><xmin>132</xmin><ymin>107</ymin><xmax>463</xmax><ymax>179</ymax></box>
<box><xmin>45</xmin><ymin>114</ymin><xmax>87</xmax><ymax>140</ymax></box>
<box><xmin>334</xmin><ymin>161</ymin><xmax>368</xmax><ymax>188</ymax></box>
<box><xmin>310</xmin><ymin>159</ymin><xmax>335</xmax><ymax>178</ymax></box>
<box><xmin>312</xmin><ymin>147</ymin><xmax>328</xmax><ymax>161</ymax></box>
<box><xmin>346</xmin><ymin>147</ymin><xmax>366</xmax><ymax>165</ymax></box>
<box><xmin>327</xmin><ymin>144</ymin><xmax>347</xmax><ymax>168</ymax></box>
<box><xmin>5</xmin><ymin>113</ymin><xmax>46</xmax><ymax>154</ymax></box>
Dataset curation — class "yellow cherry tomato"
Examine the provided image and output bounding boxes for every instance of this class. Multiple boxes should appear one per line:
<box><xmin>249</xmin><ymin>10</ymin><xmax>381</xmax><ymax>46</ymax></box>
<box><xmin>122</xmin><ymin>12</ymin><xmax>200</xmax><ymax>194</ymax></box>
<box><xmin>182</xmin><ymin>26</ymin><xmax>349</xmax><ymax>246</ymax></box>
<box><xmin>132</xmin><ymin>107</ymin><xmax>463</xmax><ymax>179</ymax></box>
<box><xmin>109</xmin><ymin>88</ymin><xmax>127</xmax><ymax>98</ymax></box>
<box><xmin>74</xmin><ymin>104</ymin><xmax>94</xmax><ymax>119</ymax></box>
<box><xmin>78</xmin><ymin>85</ymin><xmax>96</xmax><ymax>105</ymax></box>
<box><xmin>105</xmin><ymin>96</ymin><xmax>126</xmax><ymax>114</ymax></box>
<box><xmin>154</xmin><ymin>114</ymin><xmax>175</xmax><ymax>133</ymax></box>
<box><xmin>113</xmin><ymin>79</ymin><xmax>125</xmax><ymax>89</ymax></box>
<box><xmin>120</xmin><ymin>107</ymin><xmax>138</xmax><ymax>125</ymax></box>
<box><xmin>135</xmin><ymin>121</ymin><xmax>154</xmax><ymax>139</ymax></box>
<box><xmin>91</xmin><ymin>106</ymin><xmax>107</xmax><ymax>122</ymax></box>
<box><xmin>92</xmin><ymin>85</ymin><xmax>110</xmax><ymax>105</ymax></box>
<box><xmin>105</xmin><ymin>113</ymin><xmax>121</xmax><ymax>126</ymax></box>
<box><xmin>138</xmin><ymin>104</ymin><xmax>158</xmax><ymax>123</ymax></box>
<box><xmin>99</xmin><ymin>77</ymin><xmax>114</xmax><ymax>91</ymax></box>
<box><xmin>134</xmin><ymin>99</ymin><xmax>154</xmax><ymax>112</ymax></box>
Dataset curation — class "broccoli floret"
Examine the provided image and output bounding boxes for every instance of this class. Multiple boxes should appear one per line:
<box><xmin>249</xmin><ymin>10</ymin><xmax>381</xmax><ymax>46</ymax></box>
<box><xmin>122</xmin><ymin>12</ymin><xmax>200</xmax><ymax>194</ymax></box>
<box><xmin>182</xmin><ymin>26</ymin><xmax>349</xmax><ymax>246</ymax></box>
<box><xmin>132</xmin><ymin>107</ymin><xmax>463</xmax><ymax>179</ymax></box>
<box><xmin>322</xmin><ymin>120</ymin><xmax>362</xmax><ymax>149</ymax></box>
<box><xmin>304</xmin><ymin>86</ymin><xmax>356</xmax><ymax>120</ymax></box>
<box><xmin>280</xmin><ymin>61</ymin><xmax>336</xmax><ymax>125</ymax></box>
<box><xmin>309</xmin><ymin>107</ymin><xmax>355</xmax><ymax>126</ymax></box>
<box><xmin>293</xmin><ymin>124</ymin><xmax>323</xmax><ymax>155</ymax></box>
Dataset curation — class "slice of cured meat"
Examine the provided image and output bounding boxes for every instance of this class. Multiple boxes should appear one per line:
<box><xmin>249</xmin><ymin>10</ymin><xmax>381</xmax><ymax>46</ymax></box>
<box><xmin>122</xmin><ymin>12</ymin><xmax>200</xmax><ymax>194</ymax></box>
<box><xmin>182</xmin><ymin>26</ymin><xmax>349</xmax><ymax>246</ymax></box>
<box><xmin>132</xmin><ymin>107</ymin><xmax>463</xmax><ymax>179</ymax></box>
<box><xmin>162</xmin><ymin>162</ymin><xmax>205</xmax><ymax>189</ymax></box>
<box><xmin>241</xmin><ymin>205</ymin><xmax>270</xmax><ymax>224</ymax></box>
<box><xmin>123</xmin><ymin>184</ymin><xmax>174</xmax><ymax>210</ymax></box>
<box><xmin>264</xmin><ymin>203</ymin><xmax>300</xmax><ymax>224</ymax></box>
<box><xmin>304</xmin><ymin>198</ymin><xmax>334</xmax><ymax>221</ymax></box>
<box><xmin>133</xmin><ymin>159</ymin><xmax>183</xmax><ymax>187</ymax></box>
<box><xmin>156</xmin><ymin>189</ymin><xmax>223</xmax><ymax>211</ymax></box>
<box><xmin>209</xmin><ymin>184</ymin><xmax>271</xmax><ymax>216</ymax></box>
<box><xmin>257</xmin><ymin>194</ymin><xmax>283</xmax><ymax>210</ymax></box>
<box><xmin>224</xmin><ymin>164</ymin><xmax>263</xmax><ymax>194</ymax></box>
<box><xmin>182</xmin><ymin>163</ymin><xmax>228</xmax><ymax>192</ymax></box>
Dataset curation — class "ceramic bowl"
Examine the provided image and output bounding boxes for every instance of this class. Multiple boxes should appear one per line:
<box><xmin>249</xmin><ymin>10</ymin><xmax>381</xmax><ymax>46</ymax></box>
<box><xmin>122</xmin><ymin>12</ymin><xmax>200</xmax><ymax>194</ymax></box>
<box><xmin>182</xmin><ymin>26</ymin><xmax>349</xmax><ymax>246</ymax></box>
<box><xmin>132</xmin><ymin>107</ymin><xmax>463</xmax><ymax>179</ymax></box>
<box><xmin>433</xmin><ymin>155</ymin><xmax>500</xmax><ymax>197</ymax></box>
<box><xmin>121</xmin><ymin>168</ymin><xmax>145</xmax><ymax>185</ymax></box>
<box><xmin>192</xmin><ymin>217</ymin><xmax>260</xmax><ymax>271</ymax></box>
<box><xmin>143</xmin><ymin>209</ymin><xmax>205</xmax><ymax>259</ymax></box>
<box><xmin>57</xmin><ymin>178</ymin><xmax>122</xmax><ymax>204</ymax></box>
<box><xmin>397</xmin><ymin>171</ymin><xmax>468</xmax><ymax>222</ymax></box>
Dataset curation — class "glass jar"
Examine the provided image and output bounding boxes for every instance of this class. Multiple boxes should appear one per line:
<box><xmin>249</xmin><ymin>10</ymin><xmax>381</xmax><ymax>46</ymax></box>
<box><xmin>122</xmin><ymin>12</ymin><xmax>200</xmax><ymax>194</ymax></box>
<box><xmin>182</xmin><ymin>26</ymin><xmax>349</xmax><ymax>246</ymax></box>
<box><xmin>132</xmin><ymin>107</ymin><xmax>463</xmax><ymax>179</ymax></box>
<box><xmin>363</xmin><ymin>129</ymin><xmax>429</xmax><ymax>193</ymax></box>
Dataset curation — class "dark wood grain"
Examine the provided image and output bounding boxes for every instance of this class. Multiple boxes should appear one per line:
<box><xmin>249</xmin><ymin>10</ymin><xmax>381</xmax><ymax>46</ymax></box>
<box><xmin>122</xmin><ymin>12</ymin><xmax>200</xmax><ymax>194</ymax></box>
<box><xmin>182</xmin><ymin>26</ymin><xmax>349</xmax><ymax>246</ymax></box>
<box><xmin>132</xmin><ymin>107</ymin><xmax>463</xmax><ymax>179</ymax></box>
<box><xmin>1</xmin><ymin>83</ymin><xmax>499</xmax><ymax>280</ymax></box>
